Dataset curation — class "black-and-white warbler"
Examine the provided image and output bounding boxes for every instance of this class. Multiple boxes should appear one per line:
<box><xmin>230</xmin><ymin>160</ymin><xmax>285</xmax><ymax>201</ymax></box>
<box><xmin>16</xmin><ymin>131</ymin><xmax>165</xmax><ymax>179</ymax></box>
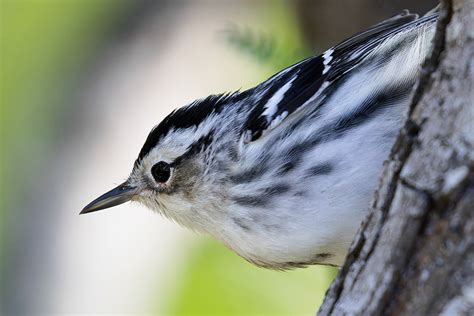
<box><xmin>82</xmin><ymin>10</ymin><xmax>437</xmax><ymax>269</ymax></box>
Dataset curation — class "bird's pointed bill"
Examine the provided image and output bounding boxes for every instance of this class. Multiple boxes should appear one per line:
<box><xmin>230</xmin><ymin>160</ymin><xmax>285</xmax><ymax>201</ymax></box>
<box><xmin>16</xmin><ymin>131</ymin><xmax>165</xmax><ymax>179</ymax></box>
<box><xmin>80</xmin><ymin>182</ymin><xmax>136</xmax><ymax>214</ymax></box>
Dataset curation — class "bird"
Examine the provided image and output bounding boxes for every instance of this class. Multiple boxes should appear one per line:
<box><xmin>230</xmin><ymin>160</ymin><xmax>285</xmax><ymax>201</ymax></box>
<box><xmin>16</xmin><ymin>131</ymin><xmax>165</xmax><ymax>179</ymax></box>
<box><xmin>81</xmin><ymin>9</ymin><xmax>438</xmax><ymax>269</ymax></box>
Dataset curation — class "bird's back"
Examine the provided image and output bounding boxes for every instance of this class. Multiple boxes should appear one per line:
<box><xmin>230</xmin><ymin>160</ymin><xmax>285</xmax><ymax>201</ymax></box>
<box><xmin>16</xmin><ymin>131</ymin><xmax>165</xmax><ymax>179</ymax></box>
<box><xmin>222</xmin><ymin>11</ymin><xmax>438</xmax><ymax>268</ymax></box>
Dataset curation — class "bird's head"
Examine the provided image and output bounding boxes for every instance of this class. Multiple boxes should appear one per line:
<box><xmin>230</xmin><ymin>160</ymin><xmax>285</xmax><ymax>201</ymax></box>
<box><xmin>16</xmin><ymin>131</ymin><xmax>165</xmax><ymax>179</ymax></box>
<box><xmin>81</xmin><ymin>94</ymin><xmax>245</xmax><ymax>232</ymax></box>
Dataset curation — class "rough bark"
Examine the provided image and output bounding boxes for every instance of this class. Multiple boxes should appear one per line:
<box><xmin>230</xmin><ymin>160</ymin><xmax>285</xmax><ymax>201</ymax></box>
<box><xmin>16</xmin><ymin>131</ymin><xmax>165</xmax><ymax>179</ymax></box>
<box><xmin>318</xmin><ymin>1</ymin><xmax>474</xmax><ymax>315</ymax></box>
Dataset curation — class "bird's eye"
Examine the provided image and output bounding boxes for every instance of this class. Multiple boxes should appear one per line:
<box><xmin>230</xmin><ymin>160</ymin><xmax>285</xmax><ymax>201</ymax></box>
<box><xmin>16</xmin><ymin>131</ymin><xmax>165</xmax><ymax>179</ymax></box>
<box><xmin>151</xmin><ymin>161</ymin><xmax>171</xmax><ymax>183</ymax></box>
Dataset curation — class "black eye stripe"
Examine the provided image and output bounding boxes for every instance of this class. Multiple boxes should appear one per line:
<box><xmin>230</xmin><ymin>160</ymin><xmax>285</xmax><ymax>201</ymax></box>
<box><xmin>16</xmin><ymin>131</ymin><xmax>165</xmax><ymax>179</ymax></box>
<box><xmin>151</xmin><ymin>161</ymin><xmax>171</xmax><ymax>183</ymax></box>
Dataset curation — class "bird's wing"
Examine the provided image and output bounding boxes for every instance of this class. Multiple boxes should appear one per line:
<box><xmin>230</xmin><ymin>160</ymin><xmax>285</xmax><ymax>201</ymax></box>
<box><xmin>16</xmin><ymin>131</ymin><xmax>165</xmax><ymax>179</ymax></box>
<box><xmin>241</xmin><ymin>10</ymin><xmax>434</xmax><ymax>143</ymax></box>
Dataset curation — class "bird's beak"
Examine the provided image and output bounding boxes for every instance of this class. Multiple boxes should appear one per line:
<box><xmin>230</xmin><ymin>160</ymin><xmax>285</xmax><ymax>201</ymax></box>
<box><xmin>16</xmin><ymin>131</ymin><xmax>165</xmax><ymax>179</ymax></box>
<box><xmin>80</xmin><ymin>182</ymin><xmax>137</xmax><ymax>214</ymax></box>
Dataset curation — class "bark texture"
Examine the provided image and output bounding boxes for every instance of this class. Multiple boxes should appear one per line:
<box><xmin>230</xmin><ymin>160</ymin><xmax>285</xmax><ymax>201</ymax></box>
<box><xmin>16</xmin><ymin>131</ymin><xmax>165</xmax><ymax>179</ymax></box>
<box><xmin>318</xmin><ymin>1</ymin><xmax>474</xmax><ymax>315</ymax></box>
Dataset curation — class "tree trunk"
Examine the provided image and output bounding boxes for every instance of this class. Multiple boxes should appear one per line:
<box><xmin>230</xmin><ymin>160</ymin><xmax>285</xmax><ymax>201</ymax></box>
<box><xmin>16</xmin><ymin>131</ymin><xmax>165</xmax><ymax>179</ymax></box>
<box><xmin>318</xmin><ymin>0</ymin><xmax>474</xmax><ymax>315</ymax></box>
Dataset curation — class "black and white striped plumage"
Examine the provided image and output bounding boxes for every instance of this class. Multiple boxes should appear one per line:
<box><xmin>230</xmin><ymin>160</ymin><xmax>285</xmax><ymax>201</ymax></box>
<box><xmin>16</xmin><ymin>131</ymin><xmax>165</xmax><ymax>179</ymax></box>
<box><xmin>82</xmin><ymin>10</ymin><xmax>438</xmax><ymax>269</ymax></box>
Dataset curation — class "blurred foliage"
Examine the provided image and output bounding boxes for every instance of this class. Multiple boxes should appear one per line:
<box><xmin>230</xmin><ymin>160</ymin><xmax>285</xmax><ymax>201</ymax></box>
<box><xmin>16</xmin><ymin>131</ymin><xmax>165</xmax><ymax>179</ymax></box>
<box><xmin>163</xmin><ymin>239</ymin><xmax>337</xmax><ymax>316</ymax></box>
<box><xmin>1</xmin><ymin>0</ymin><xmax>130</xmax><ymax>211</ymax></box>
<box><xmin>0</xmin><ymin>0</ymin><xmax>134</xmax><ymax>295</ymax></box>
<box><xmin>1</xmin><ymin>1</ymin><xmax>336</xmax><ymax>314</ymax></box>
<box><xmin>223</xmin><ymin>1</ymin><xmax>311</xmax><ymax>76</ymax></box>
<box><xmin>224</xmin><ymin>25</ymin><xmax>277</xmax><ymax>64</ymax></box>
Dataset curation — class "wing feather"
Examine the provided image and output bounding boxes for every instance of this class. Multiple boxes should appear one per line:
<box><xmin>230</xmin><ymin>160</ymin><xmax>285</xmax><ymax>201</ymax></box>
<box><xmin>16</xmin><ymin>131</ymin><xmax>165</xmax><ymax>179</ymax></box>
<box><xmin>242</xmin><ymin>10</ymin><xmax>436</xmax><ymax>143</ymax></box>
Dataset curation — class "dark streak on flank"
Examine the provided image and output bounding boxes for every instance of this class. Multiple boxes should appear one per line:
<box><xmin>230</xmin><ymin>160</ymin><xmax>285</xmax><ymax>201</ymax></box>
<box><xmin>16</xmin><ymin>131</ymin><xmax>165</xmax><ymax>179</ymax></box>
<box><xmin>232</xmin><ymin>195</ymin><xmax>270</xmax><ymax>208</ymax></box>
<box><xmin>276</xmin><ymin>156</ymin><xmax>301</xmax><ymax>175</ymax></box>
<box><xmin>305</xmin><ymin>162</ymin><xmax>334</xmax><ymax>178</ymax></box>
<box><xmin>295</xmin><ymin>191</ymin><xmax>306</xmax><ymax>197</ymax></box>
<box><xmin>314</xmin><ymin>253</ymin><xmax>334</xmax><ymax>260</ymax></box>
<box><xmin>277</xmin><ymin>161</ymin><xmax>295</xmax><ymax>175</ymax></box>
<box><xmin>263</xmin><ymin>184</ymin><xmax>290</xmax><ymax>195</ymax></box>
<box><xmin>232</xmin><ymin>217</ymin><xmax>251</xmax><ymax>231</ymax></box>
<box><xmin>232</xmin><ymin>184</ymin><xmax>290</xmax><ymax>207</ymax></box>
<box><xmin>286</xmin><ymin>143</ymin><xmax>310</xmax><ymax>160</ymax></box>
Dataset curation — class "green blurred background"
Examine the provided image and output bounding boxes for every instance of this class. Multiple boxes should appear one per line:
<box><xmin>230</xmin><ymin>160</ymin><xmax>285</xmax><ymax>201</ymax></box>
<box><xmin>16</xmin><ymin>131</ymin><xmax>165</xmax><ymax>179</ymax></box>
<box><xmin>1</xmin><ymin>0</ymin><xmax>435</xmax><ymax>315</ymax></box>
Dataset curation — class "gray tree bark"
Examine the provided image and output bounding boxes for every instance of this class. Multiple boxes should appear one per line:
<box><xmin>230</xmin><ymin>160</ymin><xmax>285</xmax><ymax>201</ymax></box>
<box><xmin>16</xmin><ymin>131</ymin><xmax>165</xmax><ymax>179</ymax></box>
<box><xmin>318</xmin><ymin>0</ymin><xmax>474</xmax><ymax>315</ymax></box>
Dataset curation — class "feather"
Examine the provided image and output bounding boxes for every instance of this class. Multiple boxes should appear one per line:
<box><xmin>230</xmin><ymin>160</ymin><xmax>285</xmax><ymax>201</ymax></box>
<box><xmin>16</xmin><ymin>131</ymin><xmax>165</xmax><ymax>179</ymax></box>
<box><xmin>242</xmin><ymin>10</ymin><xmax>437</xmax><ymax>142</ymax></box>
